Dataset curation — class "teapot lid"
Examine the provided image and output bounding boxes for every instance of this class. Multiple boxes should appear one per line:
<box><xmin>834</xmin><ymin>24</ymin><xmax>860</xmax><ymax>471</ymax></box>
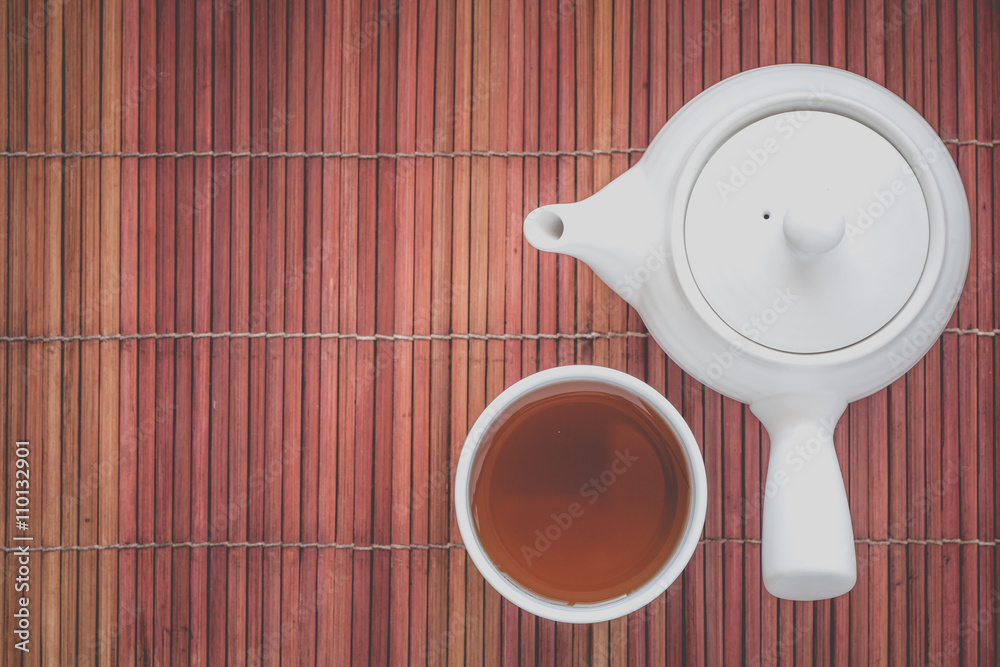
<box><xmin>684</xmin><ymin>110</ymin><xmax>929</xmax><ymax>354</ymax></box>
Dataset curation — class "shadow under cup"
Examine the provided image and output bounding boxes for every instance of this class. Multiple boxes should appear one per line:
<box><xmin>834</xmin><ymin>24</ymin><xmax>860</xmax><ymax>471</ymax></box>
<box><xmin>455</xmin><ymin>367</ymin><xmax>707</xmax><ymax>623</ymax></box>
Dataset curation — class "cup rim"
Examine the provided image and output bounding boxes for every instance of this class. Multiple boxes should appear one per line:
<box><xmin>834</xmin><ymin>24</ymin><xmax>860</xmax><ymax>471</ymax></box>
<box><xmin>454</xmin><ymin>365</ymin><xmax>709</xmax><ymax>624</ymax></box>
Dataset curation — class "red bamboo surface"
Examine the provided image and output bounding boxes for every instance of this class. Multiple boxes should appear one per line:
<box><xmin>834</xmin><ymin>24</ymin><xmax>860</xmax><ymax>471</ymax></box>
<box><xmin>2</xmin><ymin>0</ymin><xmax>999</xmax><ymax>664</ymax></box>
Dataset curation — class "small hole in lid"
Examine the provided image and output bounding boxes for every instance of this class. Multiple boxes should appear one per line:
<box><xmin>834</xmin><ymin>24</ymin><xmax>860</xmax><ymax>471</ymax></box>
<box><xmin>762</xmin><ymin>211</ymin><xmax>770</xmax><ymax>220</ymax></box>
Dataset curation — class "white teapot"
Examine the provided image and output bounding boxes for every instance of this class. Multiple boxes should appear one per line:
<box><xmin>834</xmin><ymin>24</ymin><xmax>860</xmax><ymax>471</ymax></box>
<box><xmin>523</xmin><ymin>65</ymin><xmax>970</xmax><ymax>600</ymax></box>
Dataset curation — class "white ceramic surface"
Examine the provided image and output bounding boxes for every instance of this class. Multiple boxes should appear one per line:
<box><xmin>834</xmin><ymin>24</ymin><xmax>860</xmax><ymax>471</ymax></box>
<box><xmin>522</xmin><ymin>65</ymin><xmax>971</xmax><ymax>600</ymax></box>
<box><xmin>685</xmin><ymin>110</ymin><xmax>929</xmax><ymax>354</ymax></box>
<box><xmin>453</xmin><ymin>366</ymin><xmax>708</xmax><ymax>624</ymax></box>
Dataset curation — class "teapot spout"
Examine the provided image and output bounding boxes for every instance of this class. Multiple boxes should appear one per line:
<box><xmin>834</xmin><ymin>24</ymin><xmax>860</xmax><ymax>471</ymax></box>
<box><xmin>522</xmin><ymin>205</ymin><xmax>571</xmax><ymax>253</ymax></box>
<box><xmin>523</xmin><ymin>166</ymin><xmax>666</xmax><ymax>306</ymax></box>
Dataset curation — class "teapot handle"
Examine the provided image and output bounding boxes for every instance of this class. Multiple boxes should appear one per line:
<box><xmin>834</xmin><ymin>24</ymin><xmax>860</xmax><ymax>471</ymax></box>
<box><xmin>751</xmin><ymin>394</ymin><xmax>856</xmax><ymax>601</ymax></box>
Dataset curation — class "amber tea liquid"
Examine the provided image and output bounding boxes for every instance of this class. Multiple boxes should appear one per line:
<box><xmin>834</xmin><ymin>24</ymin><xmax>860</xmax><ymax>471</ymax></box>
<box><xmin>470</xmin><ymin>385</ymin><xmax>692</xmax><ymax>604</ymax></box>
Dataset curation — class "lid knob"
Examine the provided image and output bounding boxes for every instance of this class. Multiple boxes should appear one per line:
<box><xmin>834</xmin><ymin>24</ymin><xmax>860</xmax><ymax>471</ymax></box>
<box><xmin>782</xmin><ymin>207</ymin><xmax>846</xmax><ymax>254</ymax></box>
<box><xmin>685</xmin><ymin>111</ymin><xmax>929</xmax><ymax>353</ymax></box>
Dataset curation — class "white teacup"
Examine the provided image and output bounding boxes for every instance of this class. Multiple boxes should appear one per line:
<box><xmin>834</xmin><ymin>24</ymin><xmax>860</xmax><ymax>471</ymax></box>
<box><xmin>454</xmin><ymin>365</ymin><xmax>708</xmax><ymax>624</ymax></box>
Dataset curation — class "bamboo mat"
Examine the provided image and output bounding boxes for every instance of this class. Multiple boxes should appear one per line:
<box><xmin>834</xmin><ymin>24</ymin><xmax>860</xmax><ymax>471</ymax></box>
<box><xmin>2</xmin><ymin>0</ymin><xmax>998</xmax><ymax>665</ymax></box>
